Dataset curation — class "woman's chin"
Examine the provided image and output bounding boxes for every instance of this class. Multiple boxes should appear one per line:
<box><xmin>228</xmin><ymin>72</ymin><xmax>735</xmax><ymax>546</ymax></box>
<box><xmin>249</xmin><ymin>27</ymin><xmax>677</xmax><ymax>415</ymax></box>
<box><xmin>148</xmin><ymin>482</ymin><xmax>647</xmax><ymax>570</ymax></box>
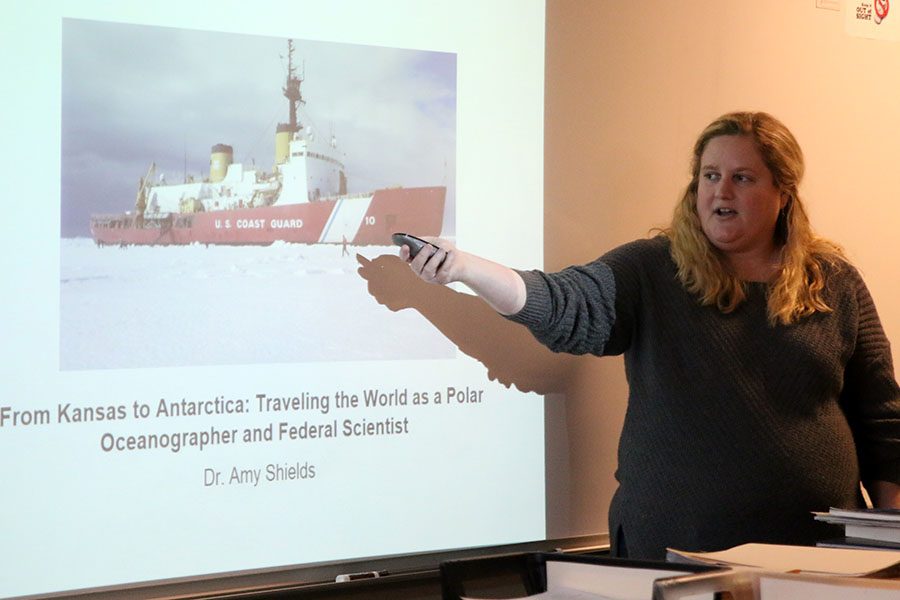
<box><xmin>704</xmin><ymin>231</ymin><xmax>743</xmax><ymax>253</ymax></box>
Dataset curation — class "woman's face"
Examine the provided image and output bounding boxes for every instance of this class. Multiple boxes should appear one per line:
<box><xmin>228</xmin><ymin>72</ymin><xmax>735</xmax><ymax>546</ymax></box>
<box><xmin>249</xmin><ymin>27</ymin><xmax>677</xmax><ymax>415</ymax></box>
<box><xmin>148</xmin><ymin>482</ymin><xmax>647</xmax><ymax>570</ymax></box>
<box><xmin>696</xmin><ymin>134</ymin><xmax>786</xmax><ymax>259</ymax></box>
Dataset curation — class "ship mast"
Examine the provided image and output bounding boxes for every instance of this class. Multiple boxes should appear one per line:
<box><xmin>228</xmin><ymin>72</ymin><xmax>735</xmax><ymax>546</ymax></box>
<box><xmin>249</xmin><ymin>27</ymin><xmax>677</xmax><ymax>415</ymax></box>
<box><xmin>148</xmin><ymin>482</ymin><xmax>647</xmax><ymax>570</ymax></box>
<box><xmin>282</xmin><ymin>39</ymin><xmax>304</xmax><ymax>133</ymax></box>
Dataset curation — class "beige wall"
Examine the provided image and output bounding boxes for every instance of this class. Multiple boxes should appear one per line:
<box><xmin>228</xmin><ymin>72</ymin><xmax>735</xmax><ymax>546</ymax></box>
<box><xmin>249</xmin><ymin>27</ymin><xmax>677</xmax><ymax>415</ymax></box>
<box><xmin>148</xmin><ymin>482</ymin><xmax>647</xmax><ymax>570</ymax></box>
<box><xmin>544</xmin><ymin>0</ymin><xmax>900</xmax><ymax>537</ymax></box>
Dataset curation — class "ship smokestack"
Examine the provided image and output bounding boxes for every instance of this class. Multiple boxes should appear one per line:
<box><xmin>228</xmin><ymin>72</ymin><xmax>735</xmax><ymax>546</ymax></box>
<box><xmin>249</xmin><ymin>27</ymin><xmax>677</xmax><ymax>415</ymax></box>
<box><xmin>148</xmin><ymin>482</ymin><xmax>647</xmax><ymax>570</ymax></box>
<box><xmin>275</xmin><ymin>123</ymin><xmax>293</xmax><ymax>166</ymax></box>
<box><xmin>209</xmin><ymin>143</ymin><xmax>233</xmax><ymax>183</ymax></box>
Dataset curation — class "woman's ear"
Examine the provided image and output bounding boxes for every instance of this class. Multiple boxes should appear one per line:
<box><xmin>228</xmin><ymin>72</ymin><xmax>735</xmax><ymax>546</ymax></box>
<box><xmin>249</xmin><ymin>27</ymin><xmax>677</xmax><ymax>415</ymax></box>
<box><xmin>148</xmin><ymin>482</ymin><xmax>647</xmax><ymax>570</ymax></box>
<box><xmin>780</xmin><ymin>191</ymin><xmax>791</xmax><ymax>210</ymax></box>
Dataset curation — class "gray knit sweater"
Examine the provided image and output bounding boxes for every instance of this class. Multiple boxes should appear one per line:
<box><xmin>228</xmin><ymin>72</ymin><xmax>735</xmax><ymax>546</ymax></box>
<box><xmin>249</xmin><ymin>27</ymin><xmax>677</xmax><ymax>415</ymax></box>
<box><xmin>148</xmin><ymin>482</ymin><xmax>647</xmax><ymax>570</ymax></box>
<box><xmin>509</xmin><ymin>236</ymin><xmax>900</xmax><ymax>559</ymax></box>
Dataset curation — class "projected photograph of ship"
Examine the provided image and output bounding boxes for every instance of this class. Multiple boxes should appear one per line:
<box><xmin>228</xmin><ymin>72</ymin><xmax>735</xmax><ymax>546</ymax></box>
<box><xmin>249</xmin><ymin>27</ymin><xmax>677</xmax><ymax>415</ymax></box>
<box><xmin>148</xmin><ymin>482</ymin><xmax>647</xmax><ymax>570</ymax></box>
<box><xmin>88</xmin><ymin>39</ymin><xmax>446</xmax><ymax>247</ymax></box>
<box><xmin>60</xmin><ymin>19</ymin><xmax>457</xmax><ymax>370</ymax></box>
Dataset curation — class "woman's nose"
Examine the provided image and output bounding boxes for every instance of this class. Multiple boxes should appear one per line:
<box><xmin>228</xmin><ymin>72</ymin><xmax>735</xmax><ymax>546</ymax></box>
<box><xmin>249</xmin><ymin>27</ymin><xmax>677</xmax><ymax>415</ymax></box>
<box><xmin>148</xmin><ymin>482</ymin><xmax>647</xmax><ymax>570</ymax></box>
<box><xmin>714</xmin><ymin>178</ymin><xmax>733</xmax><ymax>198</ymax></box>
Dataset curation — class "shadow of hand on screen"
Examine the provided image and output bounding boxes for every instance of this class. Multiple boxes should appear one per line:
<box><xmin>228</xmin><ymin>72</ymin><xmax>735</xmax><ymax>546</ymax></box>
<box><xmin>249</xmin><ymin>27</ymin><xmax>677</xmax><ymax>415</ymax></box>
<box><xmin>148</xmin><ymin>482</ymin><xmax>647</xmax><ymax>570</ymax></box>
<box><xmin>357</xmin><ymin>253</ymin><xmax>580</xmax><ymax>395</ymax></box>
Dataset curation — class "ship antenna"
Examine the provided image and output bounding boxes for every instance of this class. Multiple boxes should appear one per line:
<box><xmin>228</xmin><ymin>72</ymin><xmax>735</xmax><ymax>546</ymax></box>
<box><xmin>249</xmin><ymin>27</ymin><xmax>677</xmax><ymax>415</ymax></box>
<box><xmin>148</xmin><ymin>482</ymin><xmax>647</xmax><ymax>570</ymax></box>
<box><xmin>282</xmin><ymin>39</ymin><xmax>305</xmax><ymax>133</ymax></box>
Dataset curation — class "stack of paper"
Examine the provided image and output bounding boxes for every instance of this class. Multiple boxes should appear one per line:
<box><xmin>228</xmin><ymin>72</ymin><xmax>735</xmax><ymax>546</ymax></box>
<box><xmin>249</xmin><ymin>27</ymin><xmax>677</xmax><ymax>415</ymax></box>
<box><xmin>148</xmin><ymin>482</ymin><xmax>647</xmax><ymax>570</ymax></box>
<box><xmin>665</xmin><ymin>542</ymin><xmax>900</xmax><ymax>577</ymax></box>
<box><xmin>814</xmin><ymin>507</ymin><xmax>900</xmax><ymax>550</ymax></box>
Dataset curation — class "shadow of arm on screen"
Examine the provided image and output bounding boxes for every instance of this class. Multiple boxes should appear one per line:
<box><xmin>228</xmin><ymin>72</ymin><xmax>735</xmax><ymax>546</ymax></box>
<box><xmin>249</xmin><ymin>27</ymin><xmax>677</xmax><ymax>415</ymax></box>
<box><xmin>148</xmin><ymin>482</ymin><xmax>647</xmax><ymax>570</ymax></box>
<box><xmin>357</xmin><ymin>254</ymin><xmax>581</xmax><ymax>395</ymax></box>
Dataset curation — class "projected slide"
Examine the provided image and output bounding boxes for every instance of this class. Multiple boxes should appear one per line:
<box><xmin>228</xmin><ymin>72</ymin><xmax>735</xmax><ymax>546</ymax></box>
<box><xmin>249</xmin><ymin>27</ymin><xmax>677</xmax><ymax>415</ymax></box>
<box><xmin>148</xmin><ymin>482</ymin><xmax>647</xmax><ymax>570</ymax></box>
<box><xmin>0</xmin><ymin>2</ymin><xmax>546</xmax><ymax>598</ymax></box>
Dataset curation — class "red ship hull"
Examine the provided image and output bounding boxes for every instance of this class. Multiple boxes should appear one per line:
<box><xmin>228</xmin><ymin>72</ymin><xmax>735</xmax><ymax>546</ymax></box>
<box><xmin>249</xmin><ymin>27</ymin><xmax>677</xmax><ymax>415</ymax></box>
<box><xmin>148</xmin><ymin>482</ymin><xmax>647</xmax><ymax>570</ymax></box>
<box><xmin>90</xmin><ymin>186</ymin><xmax>445</xmax><ymax>246</ymax></box>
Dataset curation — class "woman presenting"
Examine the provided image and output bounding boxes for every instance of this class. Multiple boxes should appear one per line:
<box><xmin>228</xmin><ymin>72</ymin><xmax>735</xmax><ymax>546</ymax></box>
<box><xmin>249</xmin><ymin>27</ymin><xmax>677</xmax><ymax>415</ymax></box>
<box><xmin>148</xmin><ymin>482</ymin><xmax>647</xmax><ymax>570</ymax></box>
<box><xmin>400</xmin><ymin>112</ymin><xmax>900</xmax><ymax>560</ymax></box>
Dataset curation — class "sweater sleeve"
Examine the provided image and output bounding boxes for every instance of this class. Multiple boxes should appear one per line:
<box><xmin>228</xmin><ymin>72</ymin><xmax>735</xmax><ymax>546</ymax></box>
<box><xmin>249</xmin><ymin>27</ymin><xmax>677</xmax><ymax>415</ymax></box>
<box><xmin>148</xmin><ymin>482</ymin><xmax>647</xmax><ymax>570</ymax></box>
<box><xmin>841</xmin><ymin>271</ymin><xmax>900</xmax><ymax>485</ymax></box>
<box><xmin>506</xmin><ymin>261</ymin><xmax>617</xmax><ymax>356</ymax></box>
<box><xmin>505</xmin><ymin>238</ymin><xmax>665</xmax><ymax>356</ymax></box>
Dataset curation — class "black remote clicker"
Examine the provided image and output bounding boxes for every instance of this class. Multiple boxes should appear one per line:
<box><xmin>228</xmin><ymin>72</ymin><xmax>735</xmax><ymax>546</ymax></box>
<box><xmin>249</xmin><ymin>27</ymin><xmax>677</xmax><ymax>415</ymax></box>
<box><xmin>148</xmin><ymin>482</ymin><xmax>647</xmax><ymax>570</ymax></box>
<box><xmin>392</xmin><ymin>232</ymin><xmax>438</xmax><ymax>259</ymax></box>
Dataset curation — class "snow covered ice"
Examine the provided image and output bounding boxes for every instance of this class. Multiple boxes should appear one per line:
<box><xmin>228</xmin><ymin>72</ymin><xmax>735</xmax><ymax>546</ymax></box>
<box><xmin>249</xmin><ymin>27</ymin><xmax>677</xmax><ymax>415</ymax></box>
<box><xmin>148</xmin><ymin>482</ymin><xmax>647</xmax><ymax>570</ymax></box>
<box><xmin>59</xmin><ymin>239</ymin><xmax>453</xmax><ymax>370</ymax></box>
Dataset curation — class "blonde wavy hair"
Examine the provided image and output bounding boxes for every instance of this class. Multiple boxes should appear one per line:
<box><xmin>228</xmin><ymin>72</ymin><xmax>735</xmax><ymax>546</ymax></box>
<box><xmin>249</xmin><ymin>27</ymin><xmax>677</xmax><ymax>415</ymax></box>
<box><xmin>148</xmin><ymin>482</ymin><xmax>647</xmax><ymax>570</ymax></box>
<box><xmin>665</xmin><ymin>111</ymin><xmax>845</xmax><ymax>325</ymax></box>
